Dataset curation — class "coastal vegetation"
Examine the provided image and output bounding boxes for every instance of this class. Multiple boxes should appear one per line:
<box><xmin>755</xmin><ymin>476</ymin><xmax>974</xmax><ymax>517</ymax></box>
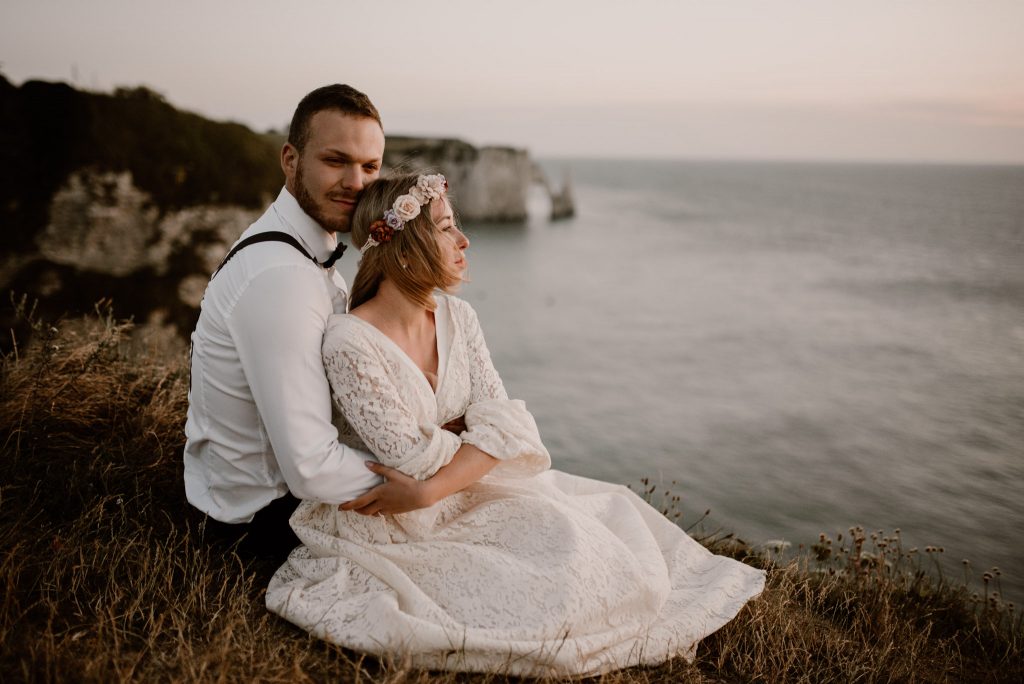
<box><xmin>2</xmin><ymin>301</ymin><xmax>1020</xmax><ymax>682</ymax></box>
<box><xmin>0</xmin><ymin>74</ymin><xmax>283</xmax><ymax>344</ymax></box>
<box><xmin>0</xmin><ymin>74</ymin><xmax>282</xmax><ymax>253</ymax></box>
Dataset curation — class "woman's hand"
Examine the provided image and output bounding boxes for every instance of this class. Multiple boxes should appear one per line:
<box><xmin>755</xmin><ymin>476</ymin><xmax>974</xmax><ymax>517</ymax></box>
<box><xmin>338</xmin><ymin>462</ymin><xmax>437</xmax><ymax>516</ymax></box>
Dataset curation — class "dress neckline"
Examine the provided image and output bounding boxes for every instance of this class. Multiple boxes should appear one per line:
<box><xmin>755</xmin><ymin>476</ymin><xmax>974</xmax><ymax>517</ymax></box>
<box><xmin>345</xmin><ymin>295</ymin><xmax>450</xmax><ymax>396</ymax></box>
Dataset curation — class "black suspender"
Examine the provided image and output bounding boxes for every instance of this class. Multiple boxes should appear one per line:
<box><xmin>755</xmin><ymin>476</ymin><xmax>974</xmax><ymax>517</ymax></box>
<box><xmin>212</xmin><ymin>231</ymin><xmax>317</xmax><ymax>279</ymax></box>
<box><xmin>192</xmin><ymin>231</ymin><xmax>322</xmax><ymax>400</ymax></box>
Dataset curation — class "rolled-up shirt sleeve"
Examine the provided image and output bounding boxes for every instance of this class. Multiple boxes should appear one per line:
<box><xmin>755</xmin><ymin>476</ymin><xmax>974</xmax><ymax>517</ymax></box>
<box><xmin>228</xmin><ymin>264</ymin><xmax>382</xmax><ymax>503</ymax></box>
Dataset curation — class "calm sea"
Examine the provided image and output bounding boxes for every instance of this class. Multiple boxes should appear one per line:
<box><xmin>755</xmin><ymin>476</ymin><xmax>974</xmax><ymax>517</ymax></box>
<box><xmin>339</xmin><ymin>159</ymin><xmax>1024</xmax><ymax>600</ymax></box>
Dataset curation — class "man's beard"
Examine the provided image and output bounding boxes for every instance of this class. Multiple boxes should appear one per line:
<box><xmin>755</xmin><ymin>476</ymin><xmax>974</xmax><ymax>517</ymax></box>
<box><xmin>293</xmin><ymin>162</ymin><xmax>349</xmax><ymax>233</ymax></box>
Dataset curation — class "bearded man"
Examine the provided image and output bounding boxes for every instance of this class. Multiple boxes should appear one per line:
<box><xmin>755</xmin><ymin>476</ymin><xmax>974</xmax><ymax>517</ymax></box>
<box><xmin>184</xmin><ymin>85</ymin><xmax>424</xmax><ymax>558</ymax></box>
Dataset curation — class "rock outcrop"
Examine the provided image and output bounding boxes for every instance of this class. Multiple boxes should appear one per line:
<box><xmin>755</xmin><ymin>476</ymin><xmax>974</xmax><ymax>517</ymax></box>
<box><xmin>36</xmin><ymin>170</ymin><xmax>257</xmax><ymax>281</ymax></box>
<box><xmin>533</xmin><ymin>165</ymin><xmax>576</xmax><ymax>221</ymax></box>
<box><xmin>384</xmin><ymin>136</ymin><xmax>574</xmax><ymax>222</ymax></box>
<box><xmin>4</xmin><ymin>167</ymin><xmax>262</xmax><ymax>344</ymax></box>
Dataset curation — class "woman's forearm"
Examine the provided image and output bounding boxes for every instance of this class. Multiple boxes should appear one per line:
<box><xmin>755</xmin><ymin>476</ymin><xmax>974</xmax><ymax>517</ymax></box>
<box><xmin>424</xmin><ymin>443</ymin><xmax>499</xmax><ymax>504</ymax></box>
<box><xmin>339</xmin><ymin>437</ymin><xmax>499</xmax><ymax>516</ymax></box>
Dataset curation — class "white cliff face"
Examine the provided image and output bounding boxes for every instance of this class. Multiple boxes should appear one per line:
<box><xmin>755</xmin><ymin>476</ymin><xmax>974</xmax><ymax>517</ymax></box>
<box><xmin>36</xmin><ymin>169</ymin><xmax>259</xmax><ymax>292</ymax></box>
<box><xmin>151</xmin><ymin>204</ymin><xmax>259</xmax><ymax>276</ymax></box>
<box><xmin>451</xmin><ymin>147</ymin><xmax>534</xmax><ymax>222</ymax></box>
<box><xmin>38</xmin><ymin>171</ymin><xmax>159</xmax><ymax>277</ymax></box>
<box><xmin>383</xmin><ymin>139</ymin><xmax>544</xmax><ymax>222</ymax></box>
<box><xmin>10</xmin><ymin>170</ymin><xmax>262</xmax><ymax>340</ymax></box>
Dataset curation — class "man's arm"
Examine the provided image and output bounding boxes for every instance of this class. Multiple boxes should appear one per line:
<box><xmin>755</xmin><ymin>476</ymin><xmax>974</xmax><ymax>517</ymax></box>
<box><xmin>229</xmin><ymin>265</ymin><xmax>383</xmax><ymax>502</ymax></box>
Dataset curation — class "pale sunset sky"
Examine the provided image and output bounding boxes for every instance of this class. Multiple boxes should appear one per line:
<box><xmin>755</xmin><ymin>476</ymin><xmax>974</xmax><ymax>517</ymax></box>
<box><xmin>2</xmin><ymin>0</ymin><xmax>1022</xmax><ymax>163</ymax></box>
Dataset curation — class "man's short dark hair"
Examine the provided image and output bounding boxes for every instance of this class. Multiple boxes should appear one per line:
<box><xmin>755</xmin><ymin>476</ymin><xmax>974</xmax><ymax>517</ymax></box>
<box><xmin>287</xmin><ymin>84</ymin><xmax>382</xmax><ymax>152</ymax></box>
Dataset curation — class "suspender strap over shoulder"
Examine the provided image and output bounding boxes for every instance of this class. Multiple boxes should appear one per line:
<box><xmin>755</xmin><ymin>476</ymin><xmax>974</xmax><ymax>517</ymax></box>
<box><xmin>212</xmin><ymin>231</ymin><xmax>317</xmax><ymax>279</ymax></box>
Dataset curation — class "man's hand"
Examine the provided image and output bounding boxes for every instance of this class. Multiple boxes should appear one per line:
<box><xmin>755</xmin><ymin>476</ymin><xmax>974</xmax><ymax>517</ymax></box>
<box><xmin>338</xmin><ymin>462</ymin><xmax>436</xmax><ymax>516</ymax></box>
<box><xmin>441</xmin><ymin>415</ymin><xmax>466</xmax><ymax>434</ymax></box>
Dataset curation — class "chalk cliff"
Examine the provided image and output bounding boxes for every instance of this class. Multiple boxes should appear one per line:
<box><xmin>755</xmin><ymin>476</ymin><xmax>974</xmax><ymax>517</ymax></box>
<box><xmin>384</xmin><ymin>136</ymin><xmax>574</xmax><ymax>222</ymax></box>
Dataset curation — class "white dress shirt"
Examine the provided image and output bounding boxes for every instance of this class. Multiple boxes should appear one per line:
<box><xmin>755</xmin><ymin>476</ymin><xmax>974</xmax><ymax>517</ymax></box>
<box><xmin>184</xmin><ymin>187</ymin><xmax>382</xmax><ymax>523</ymax></box>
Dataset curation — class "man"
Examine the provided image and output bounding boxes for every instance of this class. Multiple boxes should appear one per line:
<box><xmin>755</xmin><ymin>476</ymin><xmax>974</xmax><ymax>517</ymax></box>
<box><xmin>184</xmin><ymin>84</ymin><xmax>413</xmax><ymax>558</ymax></box>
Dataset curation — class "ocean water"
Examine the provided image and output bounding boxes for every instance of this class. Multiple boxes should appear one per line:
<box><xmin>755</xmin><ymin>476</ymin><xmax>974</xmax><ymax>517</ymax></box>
<box><xmin>340</xmin><ymin>159</ymin><xmax>1024</xmax><ymax>600</ymax></box>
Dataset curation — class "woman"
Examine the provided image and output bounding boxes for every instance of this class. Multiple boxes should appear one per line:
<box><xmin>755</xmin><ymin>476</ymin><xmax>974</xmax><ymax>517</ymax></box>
<box><xmin>266</xmin><ymin>173</ymin><xmax>765</xmax><ymax>677</ymax></box>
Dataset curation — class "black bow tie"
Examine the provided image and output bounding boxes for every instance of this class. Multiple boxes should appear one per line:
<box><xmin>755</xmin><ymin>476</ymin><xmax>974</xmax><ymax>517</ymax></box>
<box><xmin>322</xmin><ymin>243</ymin><xmax>347</xmax><ymax>269</ymax></box>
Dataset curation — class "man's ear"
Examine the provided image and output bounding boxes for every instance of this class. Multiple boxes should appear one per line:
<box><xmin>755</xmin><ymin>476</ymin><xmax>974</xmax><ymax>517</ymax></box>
<box><xmin>281</xmin><ymin>142</ymin><xmax>298</xmax><ymax>185</ymax></box>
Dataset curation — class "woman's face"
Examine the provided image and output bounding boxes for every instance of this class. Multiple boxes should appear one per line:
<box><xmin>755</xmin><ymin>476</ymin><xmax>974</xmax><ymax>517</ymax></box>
<box><xmin>431</xmin><ymin>198</ymin><xmax>469</xmax><ymax>279</ymax></box>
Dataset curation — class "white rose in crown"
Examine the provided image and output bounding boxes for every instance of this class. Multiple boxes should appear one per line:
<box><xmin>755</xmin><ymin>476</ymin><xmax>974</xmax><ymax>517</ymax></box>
<box><xmin>393</xmin><ymin>194</ymin><xmax>422</xmax><ymax>222</ymax></box>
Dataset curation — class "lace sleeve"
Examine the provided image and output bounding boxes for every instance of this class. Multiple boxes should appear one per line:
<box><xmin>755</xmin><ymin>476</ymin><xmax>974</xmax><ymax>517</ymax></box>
<box><xmin>460</xmin><ymin>300</ymin><xmax>507</xmax><ymax>403</ymax></box>
<box><xmin>454</xmin><ymin>299</ymin><xmax>551</xmax><ymax>477</ymax></box>
<box><xmin>323</xmin><ymin>336</ymin><xmax>461</xmax><ymax>481</ymax></box>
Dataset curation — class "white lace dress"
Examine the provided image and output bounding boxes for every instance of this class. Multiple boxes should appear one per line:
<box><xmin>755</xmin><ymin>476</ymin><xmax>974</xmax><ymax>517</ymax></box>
<box><xmin>266</xmin><ymin>294</ymin><xmax>765</xmax><ymax>677</ymax></box>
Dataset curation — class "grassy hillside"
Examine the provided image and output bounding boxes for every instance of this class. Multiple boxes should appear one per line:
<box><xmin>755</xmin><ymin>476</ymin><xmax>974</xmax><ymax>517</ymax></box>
<box><xmin>1</xmin><ymin>303</ymin><xmax>1021</xmax><ymax>682</ymax></box>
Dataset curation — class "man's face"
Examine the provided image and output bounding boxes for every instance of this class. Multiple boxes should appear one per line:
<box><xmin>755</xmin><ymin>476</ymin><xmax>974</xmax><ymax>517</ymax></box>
<box><xmin>282</xmin><ymin>111</ymin><xmax>385</xmax><ymax>233</ymax></box>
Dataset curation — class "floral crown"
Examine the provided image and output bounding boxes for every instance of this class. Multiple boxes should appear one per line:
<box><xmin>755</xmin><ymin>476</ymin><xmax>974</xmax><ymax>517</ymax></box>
<box><xmin>361</xmin><ymin>173</ymin><xmax>449</xmax><ymax>253</ymax></box>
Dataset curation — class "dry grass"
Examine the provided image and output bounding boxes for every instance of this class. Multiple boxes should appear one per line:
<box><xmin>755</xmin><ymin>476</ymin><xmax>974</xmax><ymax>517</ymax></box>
<box><xmin>2</xmin><ymin>299</ymin><xmax>1021</xmax><ymax>683</ymax></box>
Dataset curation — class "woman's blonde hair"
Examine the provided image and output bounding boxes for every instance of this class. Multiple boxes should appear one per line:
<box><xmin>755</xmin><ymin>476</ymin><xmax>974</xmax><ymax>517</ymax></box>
<box><xmin>349</xmin><ymin>172</ymin><xmax>461</xmax><ymax>310</ymax></box>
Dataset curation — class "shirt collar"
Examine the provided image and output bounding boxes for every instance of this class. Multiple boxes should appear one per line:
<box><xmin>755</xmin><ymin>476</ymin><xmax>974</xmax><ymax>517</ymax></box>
<box><xmin>271</xmin><ymin>186</ymin><xmax>339</xmax><ymax>264</ymax></box>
